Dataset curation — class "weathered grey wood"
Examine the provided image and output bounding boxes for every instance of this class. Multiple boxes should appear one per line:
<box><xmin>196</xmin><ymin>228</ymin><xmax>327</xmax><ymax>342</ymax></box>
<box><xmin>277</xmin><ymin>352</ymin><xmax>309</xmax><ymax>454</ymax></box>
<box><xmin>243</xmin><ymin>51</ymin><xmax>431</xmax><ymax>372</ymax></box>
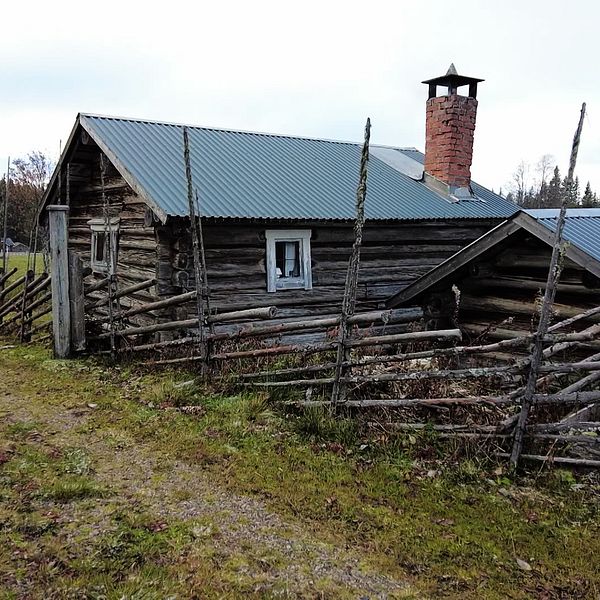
<box><xmin>386</xmin><ymin>219</ymin><xmax>522</xmax><ymax>308</ymax></box>
<box><xmin>85</xmin><ymin>278</ymin><xmax>156</xmax><ymax>309</ymax></box>
<box><xmin>0</xmin><ymin>267</ymin><xmax>17</xmax><ymax>288</ymax></box>
<box><xmin>183</xmin><ymin>128</ymin><xmax>207</xmax><ymax>350</ymax></box>
<box><xmin>511</xmin><ymin>103</ymin><xmax>587</xmax><ymax>468</ymax></box>
<box><xmin>241</xmin><ymin>333</ymin><xmax>530</xmax><ymax>380</ymax></box>
<box><xmin>548</xmin><ymin>304</ymin><xmax>600</xmax><ymax>332</ymax></box>
<box><xmin>84</xmin><ymin>277</ymin><xmax>110</xmax><ymax>295</ymax></box>
<box><xmin>23</xmin><ymin>304</ymin><xmax>52</xmax><ymax>326</ymax></box>
<box><xmin>0</xmin><ymin>274</ymin><xmax>28</xmax><ymax>305</ymax></box>
<box><xmin>497</xmin><ymin>452</ymin><xmax>600</xmax><ymax>468</ymax></box>
<box><xmin>24</xmin><ymin>275</ymin><xmax>50</xmax><ymax>301</ymax></box>
<box><xmin>347</xmin><ymin>328</ymin><xmax>461</xmax><ymax>348</ymax></box>
<box><xmin>246</xmin><ymin>363</ymin><xmax>521</xmax><ymax>388</ymax></box>
<box><xmin>19</xmin><ymin>270</ymin><xmax>35</xmax><ymax>342</ymax></box>
<box><xmin>48</xmin><ymin>205</ymin><xmax>71</xmax><ymax>357</ymax></box>
<box><xmin>1</xmin><ymin>157</ymin><xmax>10</xmax><ymax>276</ymax></box>
<box><xmin>68</xmin><ymin>250</ymin><xmax>86</xmax><ymax>351</ymax></box>
<box><xmin>208</xmin><ymin>306</ymin><xmax>278</xmax><ymax>323</ymax></box>
<box><xmin>23</xmin><ymin>291</ymin><xmax>52</xmax><ymax>315</ymax></box>
<box><xmin>331</xmin><ymin>118</ymin><xmax>371</xmax><ymax>406</ymax></box>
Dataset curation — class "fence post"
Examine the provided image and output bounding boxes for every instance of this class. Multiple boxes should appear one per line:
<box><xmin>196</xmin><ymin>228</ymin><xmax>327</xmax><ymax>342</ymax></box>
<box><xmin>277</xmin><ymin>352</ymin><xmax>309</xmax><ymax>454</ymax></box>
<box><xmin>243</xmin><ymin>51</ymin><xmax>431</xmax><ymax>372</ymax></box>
<box><xmin>68</xmin><ymin>250</ymin><xmax>86</xmax><ymax>352</ymax></box>
<box><xmin>47</xmin><ymin>205</ymin><xmax>71</xmax><ymax>358</ymax></box>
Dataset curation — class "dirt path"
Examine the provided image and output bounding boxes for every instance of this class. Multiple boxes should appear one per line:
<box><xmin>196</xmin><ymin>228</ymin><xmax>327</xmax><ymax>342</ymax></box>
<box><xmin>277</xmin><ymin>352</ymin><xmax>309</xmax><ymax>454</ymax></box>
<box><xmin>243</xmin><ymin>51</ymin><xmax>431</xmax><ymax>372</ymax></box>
<box><xmin>0</xmin><ymin>361</ymin><xmax>413</xmax><ymax>598</ymax></box>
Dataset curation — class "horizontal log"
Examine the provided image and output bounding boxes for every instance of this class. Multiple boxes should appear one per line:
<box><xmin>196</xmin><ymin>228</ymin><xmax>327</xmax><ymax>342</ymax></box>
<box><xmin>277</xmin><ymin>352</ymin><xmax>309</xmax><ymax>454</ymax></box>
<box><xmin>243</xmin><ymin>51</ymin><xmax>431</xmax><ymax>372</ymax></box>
<box><xmin>241</xmin><ymin>333</ymin><xmax>534</xmax><ymax>380</ymax></box>
<box><xmin>246</xmin><ymin>364</ymin><xmax>521</xmax><ymax>388</ymax></box>
<box><xmin>24</xmin><ymin>291</ymin><xmax>52</xmax><ymax>315</ymax></box>
<box><xmin>209</xmin><ymin>310</ymin><xmax>426</xmax><ymax>342</ymax></box>
<box><xmin>297</xmin><ymin>396</ymin><xmax>517</xmax><ymax>407</ymax></box>
<box><xmin>296</xmin><ymin>391</ymin><xmax>600</xmax><ymax>408</ymax></box>
<box><xmin>90</xmin><ymin>317</ymin><xmax>199</xmax><ymax>340</ymax></box>
<box><xmin>207</xmin><ymin>306</ymin><xmax>278</xmax><ymax>323</ymax></box>
<box><xmin>538</xmin><ymin>362</ymin><xmax>600</xmax><ymax>375</ymax></box>
<box><xmin>0</xmin><ymin>274</ymin><xmax>27</xmax><ymax>305</ymax></box>
<box><xmin>24</xmin><ymin>275</ymin><xmax>51</xmax><ymax>301</ymax></box>
<box><xmin>145</xmin><ymin>355</ymin><xmax>206</xmax><ymax>367</ymax></box>
<box><xmin>84</xmin><ymin>277</ymin><xmax>110</xmax><ymax>295</ymax></box>
<box><xmin>346</xmin><ymin>328</ymin><xmax>461</xmax><ymax>348</ymax></box>
<box><xmin>460</xmin><ymin>294</ymin><xmax>589</xmax><ymax>321</ymax></box>
<box><xmin>548</xmin><ymin>304</ymin><xmax>600</xmax><ymax>332</ymax></box>
<box><xmin>0</xmin><ymin>267</ymin><xmax>18</xmax><ymax>287</ymax></box>
<box><xmin>86</xmin><ymin>278</ymin><xmax>156</xmax><ymax>309</ymax></box>
<box><xmin>495</xmin><ymin>452</ymin><xmax>600</xmax><ymax>468</ymax></box>
<box><xmin>28</xmin><ymin>320</ymin><xmax>52</xmax><ymax>337</ymax></box>
<box><xmin>23</xmin><ymin>304</ymin><xmax>52</xmax><ymax>326</ymax></box>
<box><xmin>369</xmin><ymin>422</ymin><xmax>501</xmax><ymax>433</ymax></box>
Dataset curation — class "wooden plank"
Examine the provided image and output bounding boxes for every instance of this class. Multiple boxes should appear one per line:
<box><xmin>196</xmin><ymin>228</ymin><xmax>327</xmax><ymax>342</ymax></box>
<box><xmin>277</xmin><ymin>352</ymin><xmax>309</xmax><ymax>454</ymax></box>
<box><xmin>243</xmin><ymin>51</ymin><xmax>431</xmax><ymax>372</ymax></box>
<box><xmin>68</xmin><ymin>250</ymin><xmax>86</xmax><ymax>351</ymax></box>
<box><xmin>48</xmin><ymin>206</ymin><xmax>71</xmax><ymax>358</ymax></box>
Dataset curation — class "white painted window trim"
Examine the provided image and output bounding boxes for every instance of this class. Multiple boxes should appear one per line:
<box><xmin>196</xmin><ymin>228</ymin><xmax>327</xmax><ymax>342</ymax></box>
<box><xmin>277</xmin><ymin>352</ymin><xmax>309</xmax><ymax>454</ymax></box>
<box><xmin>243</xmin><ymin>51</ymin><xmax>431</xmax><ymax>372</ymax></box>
<box><xmin>265</xmin><ymin>229</ymin><xmax>312</xmax><ymax>293</ymax></box>
<box><xmin>88</xmin><ymin>217</ymin><xmax>120</xmax><ymax>274</ymax></box>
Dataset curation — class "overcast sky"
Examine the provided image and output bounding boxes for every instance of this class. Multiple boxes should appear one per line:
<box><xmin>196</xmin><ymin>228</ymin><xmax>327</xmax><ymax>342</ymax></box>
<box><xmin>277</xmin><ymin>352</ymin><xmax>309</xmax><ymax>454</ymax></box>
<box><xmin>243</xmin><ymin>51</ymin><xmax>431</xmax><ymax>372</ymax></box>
<box><xmin>1</xmin><ymin>0</ymin><xmax>598</xmax><ymax>196</ymax></box>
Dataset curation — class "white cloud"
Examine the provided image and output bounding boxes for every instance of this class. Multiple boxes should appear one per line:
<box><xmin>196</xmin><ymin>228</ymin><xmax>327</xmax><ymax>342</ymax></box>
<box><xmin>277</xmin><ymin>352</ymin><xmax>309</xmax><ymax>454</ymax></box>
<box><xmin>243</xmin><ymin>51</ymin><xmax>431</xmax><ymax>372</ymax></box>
<box><xmin>1</xmin><ymin>0</ymin><xmax>598</xmax><ymax>193</ymax></box>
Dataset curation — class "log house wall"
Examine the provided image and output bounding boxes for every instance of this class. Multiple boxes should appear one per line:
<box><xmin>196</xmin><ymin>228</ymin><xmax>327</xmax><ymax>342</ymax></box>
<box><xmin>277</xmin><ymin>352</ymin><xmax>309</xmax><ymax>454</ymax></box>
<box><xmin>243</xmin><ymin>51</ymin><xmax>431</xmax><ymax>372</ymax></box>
<box><xmin>167</xmin><ymin>219</ymin><xmax>498</xmax><ymax>344</ymax></box>
<box><xmin>66</xmin><ymin>155</ymin><xmax>159</xmax><ymax>326</ymax></box>
<box><xmin>57</xmin><ymin>140</ymin><xmax>505</xmax><ymax>345</ymax></box>
<box><xmin>420</xmin><ymin>231</ymin><xmax>600</xmax><ymax>342</ymax></box>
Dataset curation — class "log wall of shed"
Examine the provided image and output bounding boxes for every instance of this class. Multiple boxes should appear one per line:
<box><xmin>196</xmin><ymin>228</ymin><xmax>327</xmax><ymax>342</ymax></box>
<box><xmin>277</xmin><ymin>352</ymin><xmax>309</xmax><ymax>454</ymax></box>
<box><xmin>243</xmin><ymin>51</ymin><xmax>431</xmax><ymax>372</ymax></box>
<box><xmin>66</xmin><ymin>156</ymin><xmax>159</xmax><ymax>326</ymax></box>
<box><xmin>169</xmin><ymin>219</ymin><xmax>497</xmax><ymax>337</ymax></box>
<box><xmin>423</xmin><ymin>232</ymin><xmax>600</xmax><ymax>342</ymax></box>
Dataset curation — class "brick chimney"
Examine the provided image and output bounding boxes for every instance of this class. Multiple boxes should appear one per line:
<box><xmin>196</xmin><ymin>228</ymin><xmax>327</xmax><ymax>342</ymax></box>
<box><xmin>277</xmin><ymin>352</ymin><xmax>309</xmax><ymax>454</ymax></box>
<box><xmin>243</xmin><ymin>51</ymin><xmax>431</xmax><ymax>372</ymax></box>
<box><xmin>422</xmin><ymin>64</ymin><xmax>484</xmax><ymax>191</ymax></box>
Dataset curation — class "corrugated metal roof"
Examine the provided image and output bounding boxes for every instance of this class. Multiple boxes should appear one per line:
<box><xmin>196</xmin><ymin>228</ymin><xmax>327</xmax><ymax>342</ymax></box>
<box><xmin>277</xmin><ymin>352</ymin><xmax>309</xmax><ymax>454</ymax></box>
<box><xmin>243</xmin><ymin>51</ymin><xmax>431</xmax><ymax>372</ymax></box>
<box><xmin>525</xmin><ymin>209</ymin><xmax>600</xmax><ymax>262</ymax></box>
<box><xmin>80</xmin><ymin>114</ymin><xmax>518</xmax><ymax>222</ymax></box>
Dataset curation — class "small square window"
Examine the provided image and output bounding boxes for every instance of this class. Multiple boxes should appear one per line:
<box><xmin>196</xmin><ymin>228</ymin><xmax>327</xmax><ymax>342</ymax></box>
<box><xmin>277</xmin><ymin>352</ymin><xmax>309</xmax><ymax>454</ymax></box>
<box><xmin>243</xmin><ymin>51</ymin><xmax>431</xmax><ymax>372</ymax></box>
<box><xmin>88</xmin><ymin>218</ymin><xmax>119</xmax><ymax>273</ymax></box>
<box><xmin>266</xmin><ymin>230</ymin><xmax>312</xmax><ymax>292</ymax></box>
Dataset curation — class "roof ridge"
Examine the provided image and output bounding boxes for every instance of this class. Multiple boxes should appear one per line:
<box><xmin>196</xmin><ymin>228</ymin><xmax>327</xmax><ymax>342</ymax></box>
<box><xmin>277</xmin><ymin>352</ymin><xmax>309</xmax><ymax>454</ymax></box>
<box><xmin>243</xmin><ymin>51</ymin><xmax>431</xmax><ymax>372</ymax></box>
<box><xmin>80</xmin><ymin>112</ymin><xmax>382</xmax><ymax>148</ymax></box>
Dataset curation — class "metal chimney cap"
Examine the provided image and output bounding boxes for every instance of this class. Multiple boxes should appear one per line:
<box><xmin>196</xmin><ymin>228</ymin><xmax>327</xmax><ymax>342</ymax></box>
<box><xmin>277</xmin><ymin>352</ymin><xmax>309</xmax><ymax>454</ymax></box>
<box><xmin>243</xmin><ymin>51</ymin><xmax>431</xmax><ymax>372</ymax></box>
<box><xmin>422</xmin><ymin>64</ymin><xmax>484</xmax><ymax>88</ymax></box>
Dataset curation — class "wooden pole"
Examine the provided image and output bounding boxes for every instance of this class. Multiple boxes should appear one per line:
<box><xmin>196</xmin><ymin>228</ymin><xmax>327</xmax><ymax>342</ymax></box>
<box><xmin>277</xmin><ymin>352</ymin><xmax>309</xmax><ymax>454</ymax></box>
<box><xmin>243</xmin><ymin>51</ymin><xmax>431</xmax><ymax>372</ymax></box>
<box><xmin>18</xmin><ymin>270</ymin><xmax>35</xmax><ymax>342</ymax></box>
<box><xmin>331</xmin><ymin>118</ymin><xmax>371</xmax><ymax>406</ymax></box>
<box><xmin>182</xmin><ymin>128</ymin><xmax>206</xmax><ymax>356</ymax></box>
<box><xmin>47</xmin><ymin>205</ymin><xmax>71</xmax><ymax>357</ymax></box>
<box><xmin>99</xmin><ymin>153</ymin><xmax>117</xmax><ymax>356</ymax></box>
<box><xmin>2</xmin><ymin>156</ymin><xmax>10</xmax><ymax>275</ymax></box>
<box><xmin>195</xmin><ymin>189</ymin><xmax>212</xmax><ymax>332</ymax></box>
<box><xmin>510</xmin><ymin>102</ymin><xmax>587</xmax><ymax>469</ymax></box>
<box><xmin>68</xmin><ymin>250</ymin><xmax>86</xmax><ymax>351</ymax></box>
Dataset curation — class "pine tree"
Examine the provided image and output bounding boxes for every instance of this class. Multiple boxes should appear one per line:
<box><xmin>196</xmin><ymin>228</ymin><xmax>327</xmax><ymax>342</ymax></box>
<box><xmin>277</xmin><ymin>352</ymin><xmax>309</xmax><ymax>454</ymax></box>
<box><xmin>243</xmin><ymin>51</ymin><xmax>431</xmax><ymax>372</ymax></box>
<box><xmin>581</xmin><ymin>181</ymin><xmax>598</xmax><ymax>208</ymax></box>
<box><xmin>546</xmin><ymin>166</ymin><xmax>564</xmax><ymax>208</ymax></box>
<box><xmin>562</xmin><ymin>175</ymin><xmax>580</xmax><ymax>207</ymax></box>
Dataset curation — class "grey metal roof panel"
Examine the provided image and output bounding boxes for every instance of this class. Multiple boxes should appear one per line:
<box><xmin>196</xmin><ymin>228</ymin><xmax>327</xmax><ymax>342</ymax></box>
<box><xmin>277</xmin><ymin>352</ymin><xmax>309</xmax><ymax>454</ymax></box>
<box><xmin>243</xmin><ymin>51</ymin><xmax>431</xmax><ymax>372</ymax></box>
<box><xmin>80</xmin><ymin>114</ymin><xmax>519</xmax><ymax>221</ymax></box>
<box><xmin>525</xmin><ymin>209</ymin><xmax>600</xmax><ymax>262</ymax></box>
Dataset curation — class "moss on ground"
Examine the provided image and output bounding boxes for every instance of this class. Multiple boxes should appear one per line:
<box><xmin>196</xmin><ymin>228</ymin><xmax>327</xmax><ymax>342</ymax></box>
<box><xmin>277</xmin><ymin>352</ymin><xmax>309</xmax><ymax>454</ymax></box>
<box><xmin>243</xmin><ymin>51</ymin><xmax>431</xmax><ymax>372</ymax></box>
<box><xmin>0</xmin><ymin>344</ymin><xmax>598</xmax><ymax>598</ymax></box>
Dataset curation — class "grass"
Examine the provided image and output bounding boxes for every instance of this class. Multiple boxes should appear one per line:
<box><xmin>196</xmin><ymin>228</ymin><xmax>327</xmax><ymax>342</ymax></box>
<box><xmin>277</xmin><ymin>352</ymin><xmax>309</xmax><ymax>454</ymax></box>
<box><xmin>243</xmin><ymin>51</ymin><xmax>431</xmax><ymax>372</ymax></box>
<box><xmin>0</xmin><ymin>344</ymin><xmax>599</xmax><ymax>598</ymax></box>
<box><xmin>2</xmin><ymin>253</ymin><xmax>46</xmax><ymax>279</ymax></box>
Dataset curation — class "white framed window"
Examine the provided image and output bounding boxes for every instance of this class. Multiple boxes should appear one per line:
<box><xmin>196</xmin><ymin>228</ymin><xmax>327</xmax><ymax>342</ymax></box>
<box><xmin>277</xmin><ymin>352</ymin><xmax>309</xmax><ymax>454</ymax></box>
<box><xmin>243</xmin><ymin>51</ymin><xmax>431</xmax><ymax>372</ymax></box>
<box><xmin>88</xmin><ymin>217</ymin><xmax>119</xmax><ymax>273</ymax></box>
<box><xmin>265</xmin><ymin>229</ymin><xmax>312</xmax><ymax>292</ymax></box>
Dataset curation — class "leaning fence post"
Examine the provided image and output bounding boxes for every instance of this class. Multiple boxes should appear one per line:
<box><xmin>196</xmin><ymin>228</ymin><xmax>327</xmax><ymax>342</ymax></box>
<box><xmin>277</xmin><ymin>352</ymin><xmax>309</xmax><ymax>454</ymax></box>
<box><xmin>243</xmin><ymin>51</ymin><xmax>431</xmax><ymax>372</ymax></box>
<box><xmin>331</xmin><ymin>118</ymin><xmax>371</xmax><ymax>407</ymax></box>
<box><xmin>47</xmin><ymin>205</ymin><xmax>71</xmax><ymax>358</ymax></box>
<box><xmin>68</xmin><ymin>250</ymin><xmax>86</xmax><ymax>352</ymax></box>
<box><xmin>509</xmin><ymin>102</ymin><xmax>586</xmax><ymax>469</ymax></box>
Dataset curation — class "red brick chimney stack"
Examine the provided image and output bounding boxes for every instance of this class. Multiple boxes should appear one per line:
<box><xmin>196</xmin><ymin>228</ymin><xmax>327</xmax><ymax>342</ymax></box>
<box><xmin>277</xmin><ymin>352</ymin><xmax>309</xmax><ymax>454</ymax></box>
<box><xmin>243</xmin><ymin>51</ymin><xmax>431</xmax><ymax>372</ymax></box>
<box><xmin>422</xmin><ymin>64</ymin><xmax>484</xmax><ymax>190</ymax></box>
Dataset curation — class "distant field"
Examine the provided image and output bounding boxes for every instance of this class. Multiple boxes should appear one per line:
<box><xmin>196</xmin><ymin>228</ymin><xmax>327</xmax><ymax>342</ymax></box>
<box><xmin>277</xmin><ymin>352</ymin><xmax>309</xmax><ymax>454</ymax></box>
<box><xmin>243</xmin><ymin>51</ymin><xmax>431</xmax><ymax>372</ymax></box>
<box><xmin>2</xmin><ymin>253</ymin><xmax>47</xmax><ymax>279</ymax></box>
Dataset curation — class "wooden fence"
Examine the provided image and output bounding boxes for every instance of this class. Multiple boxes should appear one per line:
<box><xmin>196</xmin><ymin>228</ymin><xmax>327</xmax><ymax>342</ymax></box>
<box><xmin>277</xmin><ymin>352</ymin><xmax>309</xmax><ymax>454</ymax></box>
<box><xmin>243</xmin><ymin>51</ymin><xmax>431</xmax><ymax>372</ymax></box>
<box><xmin>0</xmin><ymin>267</ymin><xmax>53</xmax><ymax>344</ymax></box>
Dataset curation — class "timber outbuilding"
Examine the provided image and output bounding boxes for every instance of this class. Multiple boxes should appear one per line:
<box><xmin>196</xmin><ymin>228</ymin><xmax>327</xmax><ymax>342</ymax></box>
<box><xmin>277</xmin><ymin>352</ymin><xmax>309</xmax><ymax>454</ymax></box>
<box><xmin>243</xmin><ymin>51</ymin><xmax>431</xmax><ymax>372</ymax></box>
<box><xmin>386</xmin><ymin>209</ymin><xmax>600</xmax><ymax>340</ymax></box>
<box><xmin>39</xmin><ymin>66</ymin><xmax>518</xmax><ymax>348</ymax></box>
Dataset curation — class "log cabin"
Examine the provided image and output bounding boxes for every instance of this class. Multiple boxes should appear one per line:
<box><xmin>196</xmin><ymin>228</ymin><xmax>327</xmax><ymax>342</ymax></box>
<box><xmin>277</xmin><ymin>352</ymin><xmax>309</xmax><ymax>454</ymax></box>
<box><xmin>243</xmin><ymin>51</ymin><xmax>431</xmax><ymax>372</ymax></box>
<box><xmin>386</xmin><ymin>208</ymin><xmax>600</xmax><ymax>341</ymax></box>
<box><xmin>39</xmin><ymin>66</ymin><xmax>518</xmax><ymax>344</ymax></box>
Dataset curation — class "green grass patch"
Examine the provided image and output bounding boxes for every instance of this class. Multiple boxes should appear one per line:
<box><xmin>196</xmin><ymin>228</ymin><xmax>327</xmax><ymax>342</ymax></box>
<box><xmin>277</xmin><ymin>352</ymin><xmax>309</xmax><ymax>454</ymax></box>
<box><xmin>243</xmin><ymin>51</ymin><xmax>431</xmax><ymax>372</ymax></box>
<box><xmin>0</xmin><ymin>345</ymin><xmax>599</xmax><ymax>598</ymax></box>
<box><xmin>40</xmin><ymin>476</ymin><xmax>106</xmax><ymax>502</ymax></box>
